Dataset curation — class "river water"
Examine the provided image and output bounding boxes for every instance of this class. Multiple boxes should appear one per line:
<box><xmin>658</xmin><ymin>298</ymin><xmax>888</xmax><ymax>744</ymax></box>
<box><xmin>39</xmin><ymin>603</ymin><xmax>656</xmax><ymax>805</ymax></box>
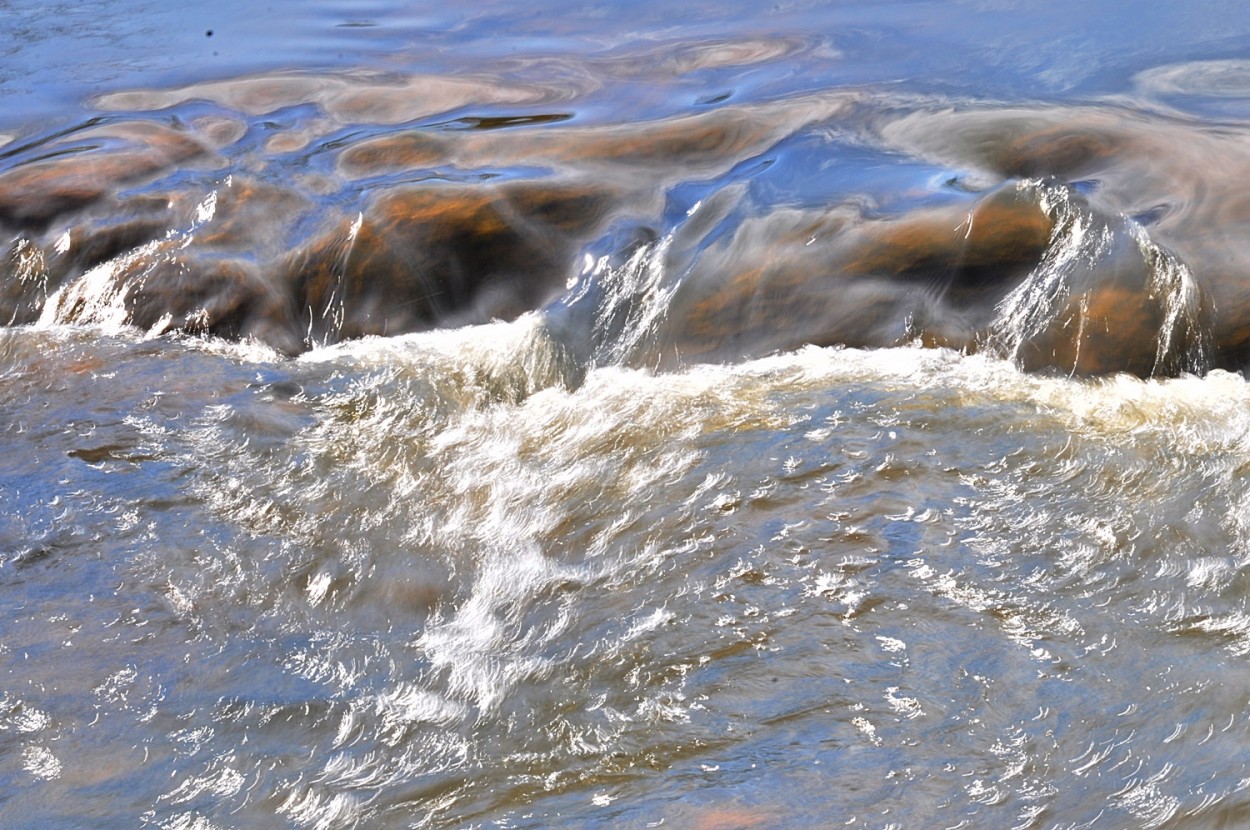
<box><xmin>7</xmin><ymin>2</ymin><xmax>1250</xmax><ymax>829</ymax></box>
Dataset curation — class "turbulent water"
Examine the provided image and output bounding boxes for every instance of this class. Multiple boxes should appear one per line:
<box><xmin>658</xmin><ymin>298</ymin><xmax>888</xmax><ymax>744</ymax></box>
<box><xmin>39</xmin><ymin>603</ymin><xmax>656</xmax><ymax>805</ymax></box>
<box><xmin>10</xmin><ymin>2</ymin><xmax>1250</xmax><ymax>829</ymax></box>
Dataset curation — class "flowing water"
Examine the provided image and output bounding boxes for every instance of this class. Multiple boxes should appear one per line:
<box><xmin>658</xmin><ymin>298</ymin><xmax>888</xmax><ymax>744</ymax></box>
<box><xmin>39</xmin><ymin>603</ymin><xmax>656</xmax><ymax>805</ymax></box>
<box><xmin>9</xmin><ymin>2</ymin><xmax>1250</xmax><ymax>828</ymax></box>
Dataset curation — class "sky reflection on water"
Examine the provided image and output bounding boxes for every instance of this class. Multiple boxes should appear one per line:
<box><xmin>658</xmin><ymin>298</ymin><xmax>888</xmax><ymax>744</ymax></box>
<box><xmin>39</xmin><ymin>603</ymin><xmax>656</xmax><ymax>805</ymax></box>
<box><xmin>8</xmin><ymin>0</ymin><xmax>1250</xmax><ymax>133</ymax></box>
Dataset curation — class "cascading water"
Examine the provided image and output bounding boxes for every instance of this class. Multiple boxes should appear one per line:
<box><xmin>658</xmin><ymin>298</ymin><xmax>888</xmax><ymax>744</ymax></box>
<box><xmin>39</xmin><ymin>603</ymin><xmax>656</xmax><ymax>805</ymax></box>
<box><xmin>9</xmin><ymin>3</ymin><xmax>1250</xmax><ymax>829</ymax></box>
<box><xmin>987</xmin><ymin>181</ymin><xmax>1211</xmax><ymax>377</ymax></box>
<box><xmin>1131</xmin><ymin>221</ymin><xmax>1212</xmax><ymax>376</ymax></box>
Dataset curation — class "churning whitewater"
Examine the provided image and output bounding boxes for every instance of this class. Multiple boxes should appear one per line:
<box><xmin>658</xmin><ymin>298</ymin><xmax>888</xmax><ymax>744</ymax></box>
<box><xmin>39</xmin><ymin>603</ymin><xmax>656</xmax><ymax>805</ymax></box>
<box><xmin>6</xmin><ymin>313</ymin><xmax>1250</xmax><ymax>827</ymax></box>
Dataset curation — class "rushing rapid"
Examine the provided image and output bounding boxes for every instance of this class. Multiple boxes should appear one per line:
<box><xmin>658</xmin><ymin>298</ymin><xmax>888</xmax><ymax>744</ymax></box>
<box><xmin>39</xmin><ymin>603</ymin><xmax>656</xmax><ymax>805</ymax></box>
<box><xmin>9</xmin><ymin>2</ymin><xmax>1250</xmax><ymax>828</ymax></box>
<box><xmin>7</xmin><ymin>323</ymin><xmax>1250</xmax><ymax>828</ymax></box>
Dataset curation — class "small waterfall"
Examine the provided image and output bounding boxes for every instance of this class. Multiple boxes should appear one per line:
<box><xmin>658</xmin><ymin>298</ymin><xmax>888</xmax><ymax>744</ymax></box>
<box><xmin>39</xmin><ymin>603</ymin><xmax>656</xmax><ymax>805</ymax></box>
<box><xmin>548</xmin><ymin>194</ymin><xmax>742</xmax><ymax>372</ymax></box>
<box><xmin>35</xmin><ymin>187</ymin><xmax>226</xmax><ymax>338</ymax></box>
<box><xmin>544</xmin><ymin>226</ymin><xmax>679</xmax><ymax>374</ymax></box>
<box><xmin>304</xmin><ymin>210</ymin><xmax>364</xmax><ymax>350</ymax></box>
<box><xmin>587</xmin><ymin>234</ymin><xmax>676</xmax><ymax>368</ymax></box>
<box><xmin>36</xmin><ymin>239</ymin><xmax>165</xmax><ymax>335</ymax></box>
<box><xmin>987</xmin><ymin>182</ymin><xmax>1210</xmax><ymax>376</ymax></box>
<box><xmin>1130</xmin><ymin>221</ymin><xmax>1212</xmax><ymax>376</ymax></box>
<box><xmin>6</xmin><ymin>238</ymin><xmax>51</xmax><ymax>325</ymax></box>
<box><xmin>988</xmin><ymin>183</ymin><xmax>1111</xmax><ymax>365</ymax></box>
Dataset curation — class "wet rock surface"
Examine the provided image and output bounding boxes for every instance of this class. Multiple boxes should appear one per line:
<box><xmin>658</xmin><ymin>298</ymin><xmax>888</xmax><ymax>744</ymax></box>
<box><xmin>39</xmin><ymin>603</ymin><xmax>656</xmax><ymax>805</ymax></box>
<box><xmin>2</xmin><ymin>69</ymin><xmax>1250</xmax><ymax>375</ymax></box>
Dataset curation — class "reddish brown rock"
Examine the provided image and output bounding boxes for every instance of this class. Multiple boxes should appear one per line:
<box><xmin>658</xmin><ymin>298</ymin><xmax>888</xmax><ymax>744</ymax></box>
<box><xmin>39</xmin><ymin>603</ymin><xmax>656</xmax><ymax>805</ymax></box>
<box><xmin>657</xmin><ymin>186</ymin><xmax>1054</xmax><ymax>367</ymax></box>
<box><xmin>336</xmin><ymin>132</ymin><xmax>452</xmax><ymax>177</ymax></box>
<box><xmin>1013</xmin><ymin>284</ymin><xmax>1168</xmax><ymax>376</ymax></box>
<box><xmin>838</xmin><ymin>185</ymin><xmax>1053</xmax><ymax>278</ymax></box>
<box><xmin>10</xmin><ymin>72</ymin><xmax>1250</xmax><ymax>377</ymax></box>
<box><xmin>0</xmin><ymin>122</ymin><xmax>211</xmax><ymax>229</ymax></box>
<box><xmin>285</xmin><ymin>180</ymin><xmax>619</xmax><ymax>346</ymax></box>
<box><xmin>335</xmin><ymin>93</ymin><xmax>857</xmax><ymax>182</ymax></box>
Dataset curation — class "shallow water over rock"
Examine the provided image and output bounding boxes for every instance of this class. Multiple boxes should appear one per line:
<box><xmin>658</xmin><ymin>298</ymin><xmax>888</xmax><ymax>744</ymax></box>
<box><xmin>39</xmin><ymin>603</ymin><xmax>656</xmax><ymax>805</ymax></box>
<box><xmin>9</xmin><ymin>3</ymin><xmax>1250</xmax><ymax>829</ymax></box>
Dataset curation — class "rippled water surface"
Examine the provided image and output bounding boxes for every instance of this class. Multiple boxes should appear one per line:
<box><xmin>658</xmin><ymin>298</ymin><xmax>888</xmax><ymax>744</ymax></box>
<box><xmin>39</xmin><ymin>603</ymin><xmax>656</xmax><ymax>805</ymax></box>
<box><xmin>9</xmin><ymin>2</ymin><xmax>1250</xmax><ymax>829</ymax></box>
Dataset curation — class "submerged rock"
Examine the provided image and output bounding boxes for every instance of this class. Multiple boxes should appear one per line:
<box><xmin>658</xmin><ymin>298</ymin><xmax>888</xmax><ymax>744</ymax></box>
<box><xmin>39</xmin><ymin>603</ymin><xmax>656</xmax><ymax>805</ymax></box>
<box><xmin>285</xmin><ymin>181</ymin><xmax>619</xmax><ymax>348</ymax></box>
<box><xmin>0</xmin><ymin>122</ymin><xmax>213</xmax><ymax>229</ymax></box>
<box><xmin>1</xmin><ymin>70</ymin><xmax>1249</xmax><ymax>376</ymax></box>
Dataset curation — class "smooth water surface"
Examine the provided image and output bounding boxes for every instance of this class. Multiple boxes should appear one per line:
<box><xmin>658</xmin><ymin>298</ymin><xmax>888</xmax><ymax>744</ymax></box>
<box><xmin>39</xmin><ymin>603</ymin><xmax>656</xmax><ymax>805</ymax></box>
<box><xmin>8</xmin><ymin>0</ymin><xmax>1250</xmax><ymax>133</ymax></box>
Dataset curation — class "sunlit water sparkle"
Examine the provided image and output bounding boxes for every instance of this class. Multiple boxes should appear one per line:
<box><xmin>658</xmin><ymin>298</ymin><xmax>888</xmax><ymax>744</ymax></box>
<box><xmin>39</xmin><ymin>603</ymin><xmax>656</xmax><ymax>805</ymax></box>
<box><xmin>4</xmin><ymin>317</ymin><xmax>1250</xmax><ymax>827</ymax></box>
<box><xmin>9</xmin><ymin>1</ymin><xmax>1250</xmax><ymax>828</ymax></box>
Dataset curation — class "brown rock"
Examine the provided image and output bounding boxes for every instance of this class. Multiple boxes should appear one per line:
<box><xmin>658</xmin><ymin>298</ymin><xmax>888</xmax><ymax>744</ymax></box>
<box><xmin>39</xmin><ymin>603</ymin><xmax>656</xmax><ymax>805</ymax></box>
<box><xmin>334</xmin><ymin>92</ymin><xmax>858</xmax><ymax>183</ymax></box>
<box><xmin>124</xmin><ymin>253</ymin><xmax>294</xmax><ymax>348</ymax></box>
<box><xmin>659</xmin><ymin>186</ymin><xmax>1053</xmax><ymax>367</ymax></box>
<box><xmin>1014</xmin><ymin>284</ymin><xmax>1166</xmax><ymax>376</ymax></box>
<box><xmin>839</xmin><ymin>185</ymin><xmax>1053</xmax><ymax>278</ymax></box>
<box><xmin>0</xmin><ymin>122</ymin><xmax>209</xmax><ymax>229</ymax></box>
<box><xmin>337</xmin><ymin>132</ymin><xmax>453</xmax><ymax>178</ymax></box>
<box><xmin>285</xmin><ymin>180</ymin><xmax>619</xmax><ymax>347</ymax></box>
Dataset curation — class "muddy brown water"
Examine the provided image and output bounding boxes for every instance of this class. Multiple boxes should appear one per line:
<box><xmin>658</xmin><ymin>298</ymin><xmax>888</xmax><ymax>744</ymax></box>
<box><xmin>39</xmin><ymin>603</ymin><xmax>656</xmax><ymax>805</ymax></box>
<box><xmin>8</xmin><ymin>2</ymin><xmax>1250</xmax><ymax>828</ymax></box>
